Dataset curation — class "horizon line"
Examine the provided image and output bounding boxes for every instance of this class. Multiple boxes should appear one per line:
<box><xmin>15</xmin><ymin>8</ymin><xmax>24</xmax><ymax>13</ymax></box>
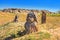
<box><xmin>0</xmin><ymin>7</ymin><xmax>59</xmax><ymax>12</ymax></box>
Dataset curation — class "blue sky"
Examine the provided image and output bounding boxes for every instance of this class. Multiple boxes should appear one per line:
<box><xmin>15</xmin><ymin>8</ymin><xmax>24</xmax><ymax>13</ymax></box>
<box><xmin>0</xmin><ymin>0</ymin><xmax>60</xmax><ymax>12</ymax></box>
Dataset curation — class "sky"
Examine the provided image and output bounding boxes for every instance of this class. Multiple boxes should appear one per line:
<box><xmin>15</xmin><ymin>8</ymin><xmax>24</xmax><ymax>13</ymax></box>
<box><xmin>0</xmin><ymin>0</ymin><xmax>60</xmax><ymax>12</ymax></box>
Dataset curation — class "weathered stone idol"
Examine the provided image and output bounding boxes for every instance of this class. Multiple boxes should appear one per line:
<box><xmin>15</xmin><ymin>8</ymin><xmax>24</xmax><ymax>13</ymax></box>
<box><xmin>13</xmin><ymin>15</ymin><xmax>18</xmax><ymax>22</ymax></box>
<box><xmin>24</xmin><ymin>12</ymin><xmax>38</xmax><ymax>34</ymax></box>
<box><xmin>41</xmin><ymin>11</ymin><xmax>46</xmax><ymax>24</ymax></box>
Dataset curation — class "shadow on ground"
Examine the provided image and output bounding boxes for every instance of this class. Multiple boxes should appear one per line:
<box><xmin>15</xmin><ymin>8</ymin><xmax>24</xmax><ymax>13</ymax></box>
<box><xmin>4</xmin><ymin>30</ymin><xmax>27</xmax><ymax>40</ymax></box>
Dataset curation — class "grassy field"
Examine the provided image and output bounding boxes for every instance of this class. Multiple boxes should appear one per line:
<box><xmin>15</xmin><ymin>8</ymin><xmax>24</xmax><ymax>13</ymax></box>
<box><xmin>0</xmin><ymin>11</ymin><xmax>60</xmax><ymax>40</ymax></box>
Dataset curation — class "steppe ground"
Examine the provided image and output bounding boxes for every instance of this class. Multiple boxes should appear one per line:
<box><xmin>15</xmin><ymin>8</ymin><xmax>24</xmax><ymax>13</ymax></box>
<box><xmin>0</xmin><ymin>11</ymin><xmax>60</xmax><ymax>40</ymax></box>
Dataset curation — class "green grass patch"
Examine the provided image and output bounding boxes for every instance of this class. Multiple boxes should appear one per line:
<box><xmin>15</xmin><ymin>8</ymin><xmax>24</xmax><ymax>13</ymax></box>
<box><xmin>38</xmin><ymin>32</ymin><xmax>51</xmax><ymax>40</ymax></box>
<box><xmin>47</xmin><ymin>14</ymin><xmax>60</xmax><ymax>17</ymax></box>
<box><xmin>28</xmin><ymin>35</ymin><xmax>36</xmax><ymax>40</ymax></box>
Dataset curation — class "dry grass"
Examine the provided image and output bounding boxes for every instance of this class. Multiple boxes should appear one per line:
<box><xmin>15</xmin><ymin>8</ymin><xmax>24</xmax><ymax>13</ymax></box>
<box><xmin>0</xmin><ymin>12</ymin><xmax>60</xmax><ymax>40</ymax></box>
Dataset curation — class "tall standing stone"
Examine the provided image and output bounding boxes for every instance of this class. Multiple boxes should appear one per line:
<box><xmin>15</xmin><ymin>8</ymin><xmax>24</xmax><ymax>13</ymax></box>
<box><xmin>41</xmin><ymin>11</ymin><xmax>46</xmax><ymax>24</ymax></box>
